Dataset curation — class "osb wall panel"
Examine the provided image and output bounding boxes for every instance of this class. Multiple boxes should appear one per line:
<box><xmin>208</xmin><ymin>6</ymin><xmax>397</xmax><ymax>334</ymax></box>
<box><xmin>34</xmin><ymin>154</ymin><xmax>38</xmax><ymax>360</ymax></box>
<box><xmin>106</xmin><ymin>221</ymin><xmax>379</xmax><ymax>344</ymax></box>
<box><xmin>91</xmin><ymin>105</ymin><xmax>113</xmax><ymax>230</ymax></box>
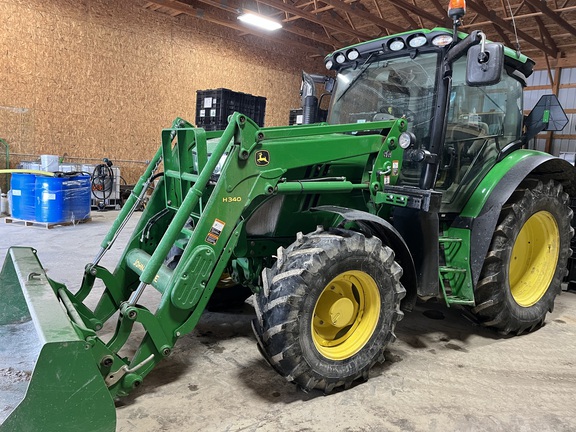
<box><xmin>0</xmin><ymin>0</ymin><xmax>327</xmax><ymax>183</ymax></box>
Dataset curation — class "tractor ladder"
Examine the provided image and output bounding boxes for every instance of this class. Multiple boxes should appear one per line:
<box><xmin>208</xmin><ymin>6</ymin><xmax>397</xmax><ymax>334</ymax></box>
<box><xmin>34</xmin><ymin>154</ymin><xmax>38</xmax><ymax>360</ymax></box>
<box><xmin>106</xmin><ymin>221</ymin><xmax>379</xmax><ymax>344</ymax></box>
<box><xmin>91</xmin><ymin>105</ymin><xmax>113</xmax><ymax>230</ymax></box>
<box><xmin>438</xmin><ymin>234</ymin><xmax>475</xmax><ymax>306</ymax></box>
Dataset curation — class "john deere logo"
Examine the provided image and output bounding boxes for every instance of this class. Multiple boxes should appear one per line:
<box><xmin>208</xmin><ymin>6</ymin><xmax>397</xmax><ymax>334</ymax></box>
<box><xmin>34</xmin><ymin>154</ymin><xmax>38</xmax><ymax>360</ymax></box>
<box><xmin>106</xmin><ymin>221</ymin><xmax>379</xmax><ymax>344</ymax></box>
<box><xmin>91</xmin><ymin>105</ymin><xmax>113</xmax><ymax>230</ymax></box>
<box><xmin>256</xmin><ymin>150</ymin><xmax>270</xmax><ymax>166</ymax></box>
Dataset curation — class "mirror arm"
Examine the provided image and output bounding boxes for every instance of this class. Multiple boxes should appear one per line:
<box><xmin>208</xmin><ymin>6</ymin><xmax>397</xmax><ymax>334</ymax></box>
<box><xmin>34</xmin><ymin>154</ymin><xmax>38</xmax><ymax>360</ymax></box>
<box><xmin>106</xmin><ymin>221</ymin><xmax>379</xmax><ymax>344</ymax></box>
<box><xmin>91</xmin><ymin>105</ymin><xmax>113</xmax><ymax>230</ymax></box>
<box><xmin>445</xmin><ymin>30</ymin><xmax>482</xmax><ymax>64</ymax></box>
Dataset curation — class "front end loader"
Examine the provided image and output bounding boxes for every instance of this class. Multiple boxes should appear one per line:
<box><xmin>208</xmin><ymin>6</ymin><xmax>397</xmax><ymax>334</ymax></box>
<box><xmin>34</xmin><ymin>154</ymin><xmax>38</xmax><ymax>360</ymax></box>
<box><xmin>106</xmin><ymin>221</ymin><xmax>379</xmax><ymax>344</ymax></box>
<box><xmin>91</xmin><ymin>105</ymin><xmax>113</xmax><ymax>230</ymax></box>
<box><xmin>1</xmin><ymin>1</ymin><xmax>575</xmax><ymax>430</ymax></box>
<box><xmin>0</xmin><ymin>112</ymin><xmax>412</xmax><ymax>430</ymax></box>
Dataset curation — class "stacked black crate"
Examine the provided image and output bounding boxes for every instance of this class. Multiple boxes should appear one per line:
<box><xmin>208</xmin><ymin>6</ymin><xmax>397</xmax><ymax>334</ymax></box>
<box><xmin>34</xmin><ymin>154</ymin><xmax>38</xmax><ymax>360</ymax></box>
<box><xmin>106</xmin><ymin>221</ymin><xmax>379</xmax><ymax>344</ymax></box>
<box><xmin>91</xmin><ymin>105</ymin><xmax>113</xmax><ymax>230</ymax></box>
<box><xmin>289</xmin><ymin>108</ymin><xmax>328</xmax><ymax>125</ymax></box>
<box><xmin>196</xmin><ymin>88</ymin><xmax>266</xmax><ymax>131</ymax></box>
<box><xmin>289</xmin><ymin>109</ymin><xmax>303</xmax><ymax>125</ymax></box>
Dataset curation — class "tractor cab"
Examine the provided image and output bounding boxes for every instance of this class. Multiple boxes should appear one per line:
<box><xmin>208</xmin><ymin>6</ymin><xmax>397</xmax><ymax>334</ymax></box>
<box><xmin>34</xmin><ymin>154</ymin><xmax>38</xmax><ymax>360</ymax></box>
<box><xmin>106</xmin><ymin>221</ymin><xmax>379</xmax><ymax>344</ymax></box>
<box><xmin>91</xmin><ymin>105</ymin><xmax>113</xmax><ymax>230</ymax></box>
<box><xmin>324</xmin><ymin>27</ymin><xmax>529</xmax><ymax>213</ymax></box>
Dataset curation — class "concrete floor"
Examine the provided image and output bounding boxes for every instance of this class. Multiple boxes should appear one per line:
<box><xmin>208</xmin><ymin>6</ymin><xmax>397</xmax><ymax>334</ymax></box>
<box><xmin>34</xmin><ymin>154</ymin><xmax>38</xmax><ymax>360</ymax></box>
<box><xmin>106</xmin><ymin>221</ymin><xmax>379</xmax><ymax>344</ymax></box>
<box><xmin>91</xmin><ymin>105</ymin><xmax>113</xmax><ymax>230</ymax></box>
<box><xmin>1</xmin><ymin>211</ymin><xmax>576</xmax><ymax>431</ymax></box>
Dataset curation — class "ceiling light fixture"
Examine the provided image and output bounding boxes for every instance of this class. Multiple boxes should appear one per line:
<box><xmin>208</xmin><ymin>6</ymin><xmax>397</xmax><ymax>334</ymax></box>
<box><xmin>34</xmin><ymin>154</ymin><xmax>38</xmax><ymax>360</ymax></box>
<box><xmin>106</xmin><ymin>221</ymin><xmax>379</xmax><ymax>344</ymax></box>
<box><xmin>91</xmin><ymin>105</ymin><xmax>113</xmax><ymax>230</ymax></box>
<box><xmin>238</xmin><ymin>12</ymin><xmax>282</xmax><ymax>31</ymax></box>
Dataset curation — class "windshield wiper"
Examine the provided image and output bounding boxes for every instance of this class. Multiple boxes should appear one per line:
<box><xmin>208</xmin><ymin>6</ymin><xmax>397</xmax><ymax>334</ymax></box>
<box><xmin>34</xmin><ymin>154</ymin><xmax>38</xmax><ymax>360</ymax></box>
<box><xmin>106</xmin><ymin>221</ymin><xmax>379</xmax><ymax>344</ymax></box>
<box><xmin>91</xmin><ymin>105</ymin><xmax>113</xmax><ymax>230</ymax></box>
<box><xmin>335</xmin><ymin>53</ymin><xmax>376</xmax><ymax>103</ymax></box>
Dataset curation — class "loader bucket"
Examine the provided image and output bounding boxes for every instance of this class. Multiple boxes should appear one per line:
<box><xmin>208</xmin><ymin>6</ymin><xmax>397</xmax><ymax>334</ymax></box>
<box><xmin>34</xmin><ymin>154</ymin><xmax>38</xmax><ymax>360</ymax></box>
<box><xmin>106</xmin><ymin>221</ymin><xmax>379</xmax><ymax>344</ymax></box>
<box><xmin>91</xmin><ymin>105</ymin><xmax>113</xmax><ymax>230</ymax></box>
<box><xmin>0</xmin><ymin>247</ymin><xmax>115</xmax><ymax>432</ymax></box>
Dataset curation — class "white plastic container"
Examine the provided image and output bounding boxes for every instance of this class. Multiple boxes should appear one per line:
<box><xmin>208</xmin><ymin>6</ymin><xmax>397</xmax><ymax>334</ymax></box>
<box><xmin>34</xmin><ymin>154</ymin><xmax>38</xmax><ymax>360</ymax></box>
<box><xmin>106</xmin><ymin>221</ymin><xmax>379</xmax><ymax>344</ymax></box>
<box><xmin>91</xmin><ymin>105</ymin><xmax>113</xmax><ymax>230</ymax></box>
<box><xmin>1</xmin><ymin>193</ymin><xmax>9</xmax><ymax>215</ymax></box>
<box><xmin>19</xmin><ymin>161</ymin><xmax>41</xmax><ymax>171</ymax></box>
<box><xmin>58</xmin><ymin>164</ymin><xmax>79</xmax><ymax>173</ymax></box>
<box><xmin>40</xmin><ymin>155</ymin><xmax>59</xmax><ymax>172</ymax></box>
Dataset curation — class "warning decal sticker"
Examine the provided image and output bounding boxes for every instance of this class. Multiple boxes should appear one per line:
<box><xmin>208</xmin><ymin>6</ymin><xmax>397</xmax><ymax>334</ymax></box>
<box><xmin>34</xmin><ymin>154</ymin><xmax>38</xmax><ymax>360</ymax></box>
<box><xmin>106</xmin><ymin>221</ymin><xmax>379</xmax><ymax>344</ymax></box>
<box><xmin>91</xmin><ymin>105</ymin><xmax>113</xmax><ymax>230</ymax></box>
<box><xmin>205</xmin><ymin>219</ymin><xmax>226</xmax><ymax>245</ymax></box>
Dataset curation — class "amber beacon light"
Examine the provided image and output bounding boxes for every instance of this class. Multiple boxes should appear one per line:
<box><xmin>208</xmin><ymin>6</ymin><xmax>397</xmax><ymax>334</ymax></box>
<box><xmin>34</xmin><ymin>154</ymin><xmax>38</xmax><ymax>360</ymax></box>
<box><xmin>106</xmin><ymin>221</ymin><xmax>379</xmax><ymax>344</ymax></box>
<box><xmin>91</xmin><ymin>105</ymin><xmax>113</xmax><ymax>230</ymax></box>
<box><xmin>448</xmin><ymin>0</ymin><xmax>466</xmax><ymax>20</ymax></box>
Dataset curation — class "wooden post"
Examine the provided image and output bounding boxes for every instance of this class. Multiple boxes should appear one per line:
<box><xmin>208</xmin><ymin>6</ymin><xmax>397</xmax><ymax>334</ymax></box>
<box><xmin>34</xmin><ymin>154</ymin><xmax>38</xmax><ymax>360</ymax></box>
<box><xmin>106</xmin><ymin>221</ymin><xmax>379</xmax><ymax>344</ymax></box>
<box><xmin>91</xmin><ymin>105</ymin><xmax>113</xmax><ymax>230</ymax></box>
<box><xmin>545</xmin><ymin>61</ymin><xmax>562</xmax><ymax>154</ymax></box>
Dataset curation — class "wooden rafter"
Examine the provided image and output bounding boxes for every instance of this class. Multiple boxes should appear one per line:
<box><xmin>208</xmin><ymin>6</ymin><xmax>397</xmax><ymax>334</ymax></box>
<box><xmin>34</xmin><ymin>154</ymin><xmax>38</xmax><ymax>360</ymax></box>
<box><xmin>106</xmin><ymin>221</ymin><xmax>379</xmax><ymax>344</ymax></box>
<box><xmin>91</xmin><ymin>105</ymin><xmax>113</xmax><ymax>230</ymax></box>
<box><xmin>391</xmin><ymin>3</ymin><xmax>419</xmax><ymax>28</ymax></box>
<box><xmin>187</xmin><ymin>0</ymin><xmax>337</xmax><ymax>46</ymax></box>
<box><xmin>344</xmin><ymin>11</ymin><xmax>356</xmax><ymax>30</ymax></box>
<box><xmin>491</xmin><ymin>22</ymin><xmax>514</xmax><ymax>48</ymax></box>
<box><xmin>429</xmin><ymin>0</ymin><xmax>447</xmax><ymax>17</ymax></box>
<box><xmin>468</xmin><ymin>12</ymin><xmax>480</xmax><ymax>25</ymax></box>
<box><xmin>144</xmin><ymin>2</ymin><xmax>163</xmax><ymax>11</ymax></box>
<box><xmin>512</xmin><ymin>0</ymin><xmax>526</xmax><ymax>16</ymax></box>
<box><xmin>146</xmin><ymin>0</ymin><xmax>330</xmax><ymax>54</ymax></box>
<box><xmin>523</xmin><ymin>0</ymin><xmax>576</xmax><ymax>37</ymax></box>
<box><xmin>255</xmin><ymin>0</ymin><xmax>372</xmax><ymax>39</ymax></box>
<box><xmin>390</xmin><ymin>0</ymin><xmax>447</xmax><ymax>27</ymax></box>
<box><xmin>284</xmin><ymin>4</ymin><xmax>334</xmax><ymax>24</ymax></box>
<box><xmin>524</xmin><ymin>1</ymin><xmax>559</xmax><ymax>52</ymax></box>
<box><xmin>318</xmin><ymin>0</ymin><xmax>405</xmax><ymax>33</ymax></box>
<box><xmin>461</xmin><ymin>5</ymin><xmax>576</xmax><ymax>28</ymax></box>
<box><xmin>412</xmin><ymin>0</ymin><xmax>425</xmax><ymax>29</ymax></box>
<box><xmin>144</xmin><ymin>0</ymin><xmax>576</xmax><ymax>59</ymax></box>
<box><xmin>467</xmin><ymin>0</ymin><xmax>557</xmax><ymax>57</ymax></box>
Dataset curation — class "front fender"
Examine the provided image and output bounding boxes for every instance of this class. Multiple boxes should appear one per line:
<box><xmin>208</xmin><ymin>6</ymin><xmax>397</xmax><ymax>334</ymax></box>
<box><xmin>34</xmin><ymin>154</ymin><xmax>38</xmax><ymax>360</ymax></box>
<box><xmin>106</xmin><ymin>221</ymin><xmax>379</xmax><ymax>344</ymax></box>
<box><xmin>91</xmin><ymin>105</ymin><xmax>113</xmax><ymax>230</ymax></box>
<box><xmin>312</xmin><ymin>205</ymin><xmax>418</xmax><ymax>311</ymax></box>
<box><xmin>453</xmin><ymin>149</ymin><xmax>576</xmax><ymax>286</ymax></box>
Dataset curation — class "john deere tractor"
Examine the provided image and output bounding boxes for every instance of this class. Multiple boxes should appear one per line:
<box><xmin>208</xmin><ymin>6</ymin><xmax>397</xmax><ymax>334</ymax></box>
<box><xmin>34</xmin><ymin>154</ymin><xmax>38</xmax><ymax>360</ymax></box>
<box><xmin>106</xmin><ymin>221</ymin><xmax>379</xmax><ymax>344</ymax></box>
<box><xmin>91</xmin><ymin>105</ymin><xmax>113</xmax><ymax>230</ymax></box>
<box><xmin>1</xmin><ymin>2</ymin><xmax>574</xmax><ymax>430</ymax></box>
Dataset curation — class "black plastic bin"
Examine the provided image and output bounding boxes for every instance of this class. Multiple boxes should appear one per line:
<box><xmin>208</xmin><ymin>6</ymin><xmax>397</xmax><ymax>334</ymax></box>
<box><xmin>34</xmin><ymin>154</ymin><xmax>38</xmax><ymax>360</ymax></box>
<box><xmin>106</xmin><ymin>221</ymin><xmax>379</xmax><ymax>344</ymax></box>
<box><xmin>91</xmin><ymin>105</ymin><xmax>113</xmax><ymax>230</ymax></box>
<box><xmin>196</xmin><ymin>88</ymin><xmax>266</xmax><ymax>130</ymax></box>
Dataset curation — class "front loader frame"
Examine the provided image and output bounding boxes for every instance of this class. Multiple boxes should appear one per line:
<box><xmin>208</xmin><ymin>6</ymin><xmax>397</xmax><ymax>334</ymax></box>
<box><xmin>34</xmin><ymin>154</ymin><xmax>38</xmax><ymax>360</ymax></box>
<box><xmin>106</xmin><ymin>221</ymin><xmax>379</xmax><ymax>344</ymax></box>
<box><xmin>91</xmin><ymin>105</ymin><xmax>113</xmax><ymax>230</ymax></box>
<box><xmin>63</xmin><ymin>112</ymin><xmax>408</xmax><ymax>399</ymax></box>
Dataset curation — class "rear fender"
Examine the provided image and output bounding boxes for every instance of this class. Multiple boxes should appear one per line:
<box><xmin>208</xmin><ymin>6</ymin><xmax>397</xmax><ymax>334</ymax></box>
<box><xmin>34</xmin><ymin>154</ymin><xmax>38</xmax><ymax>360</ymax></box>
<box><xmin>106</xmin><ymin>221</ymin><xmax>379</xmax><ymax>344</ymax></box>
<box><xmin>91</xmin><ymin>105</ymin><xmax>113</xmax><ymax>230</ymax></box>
<box><xmin>453</xmin><ymin>150</ymin><xmax>576</xmax><ymax>286</ymax></box>
<box><xmin>312</xmin><ymin>205</ymin><xmax>417</xmax><ymax>311</ymax></box>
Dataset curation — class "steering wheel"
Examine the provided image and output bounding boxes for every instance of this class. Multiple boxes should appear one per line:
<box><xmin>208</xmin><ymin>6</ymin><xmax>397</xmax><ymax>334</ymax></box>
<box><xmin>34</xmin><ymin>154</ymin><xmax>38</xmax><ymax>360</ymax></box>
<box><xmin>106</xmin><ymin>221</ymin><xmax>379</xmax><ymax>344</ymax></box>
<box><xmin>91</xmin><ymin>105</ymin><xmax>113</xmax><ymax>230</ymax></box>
<box><xmin>374</xmin><ymin>107</ymin><xmax>416</xmax><ymax>123</ymax></box>
<box><xmin>373</xmin><ymin>112</ymin><xmax>395</xmax><ymax>121</ymax></box>
<box><xmin>403</xmin><ymin>109</ymin><xmax>416</xmax><ymax>123</ymax></box>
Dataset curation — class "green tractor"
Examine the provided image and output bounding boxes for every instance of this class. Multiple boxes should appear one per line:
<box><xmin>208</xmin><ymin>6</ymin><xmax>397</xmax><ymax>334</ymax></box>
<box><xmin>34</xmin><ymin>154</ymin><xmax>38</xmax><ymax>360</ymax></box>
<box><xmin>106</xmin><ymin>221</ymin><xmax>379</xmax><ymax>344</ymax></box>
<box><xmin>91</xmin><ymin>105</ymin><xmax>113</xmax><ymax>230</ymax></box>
<box><xmin>1</xmin><ymin>2</ymin><xmax>574</xmax><ymax>431</ymax></box>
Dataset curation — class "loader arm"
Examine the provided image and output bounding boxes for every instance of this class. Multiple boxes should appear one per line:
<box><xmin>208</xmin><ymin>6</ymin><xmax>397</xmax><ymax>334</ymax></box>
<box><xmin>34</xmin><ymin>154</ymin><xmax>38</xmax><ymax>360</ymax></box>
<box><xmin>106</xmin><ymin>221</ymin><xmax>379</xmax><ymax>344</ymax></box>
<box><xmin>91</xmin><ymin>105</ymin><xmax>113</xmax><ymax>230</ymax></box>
<box><xmin>87</xmin><ymin>113</ymin><xmax>404</xmax><ymax>397</ymax></box>
<box><xmin>0</xmin><ymin>112</ymin><xmax>406</xmax><ymax>430</ymax></box>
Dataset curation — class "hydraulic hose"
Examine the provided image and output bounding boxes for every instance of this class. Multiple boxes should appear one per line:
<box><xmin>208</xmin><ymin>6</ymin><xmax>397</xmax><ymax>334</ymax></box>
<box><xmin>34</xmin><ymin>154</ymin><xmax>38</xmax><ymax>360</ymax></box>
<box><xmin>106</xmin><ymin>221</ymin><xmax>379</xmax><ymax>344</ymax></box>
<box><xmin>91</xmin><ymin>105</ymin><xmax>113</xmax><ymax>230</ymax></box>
<box><xmin>91</xmin><ymin>163</ymin><xmax>114</xmax><ymax>201</ymax></box>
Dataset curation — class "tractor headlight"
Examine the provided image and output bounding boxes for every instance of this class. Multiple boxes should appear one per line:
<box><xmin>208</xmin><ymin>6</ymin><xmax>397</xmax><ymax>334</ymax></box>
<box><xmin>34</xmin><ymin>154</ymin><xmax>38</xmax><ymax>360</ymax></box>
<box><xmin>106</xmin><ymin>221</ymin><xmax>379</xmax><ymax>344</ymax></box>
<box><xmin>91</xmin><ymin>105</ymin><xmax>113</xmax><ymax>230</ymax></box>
<box><xmin>347</xmin><ymin>49</ymin><xmax>360</xmax><ymax>61</ymax></box>
<box><xmin>408</xmin><ymin>35</ymin><xmax>427</xmax><ymax>48</ymax></box>
<box><xmin>388</xmin><ymin>38</ymin><xmax>406</xmax><ymax>51</ymax></box>
<box><xmin>325</xmin><ymin>59</ymin><xmax>334</xmax><ymax>70</ymax></box>
<box><xmin>335</xmin><ymin>53</ymin><xmax>346</xmax><ymax>64</ymax></box>
<box><xmin>432</xmin><ymin>34</ymin><xmax>453</xmax><ymax>47</ymax></box>
<box><xmin>389</xmin><ymin>39</ymin><xmax>405</xmax><ymax>51</ymax></box>
<box><xmin>399</xmin><ymin>132</ymin><xmax>415</xmax><ymax>149</ymax></box>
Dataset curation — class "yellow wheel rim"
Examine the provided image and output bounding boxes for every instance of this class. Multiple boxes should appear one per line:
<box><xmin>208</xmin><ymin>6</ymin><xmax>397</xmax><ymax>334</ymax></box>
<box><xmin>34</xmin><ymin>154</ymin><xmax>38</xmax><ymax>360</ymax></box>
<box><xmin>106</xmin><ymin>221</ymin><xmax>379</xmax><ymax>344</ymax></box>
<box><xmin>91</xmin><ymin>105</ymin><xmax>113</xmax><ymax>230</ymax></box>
<box><xmin>311</xmin><ymin>270</ymin><xmax>380</xmax><ymax>360</ymax></box>
<box><xmin>509</xmin><ymin>211</ymin><xmax>560</xmax><ymax>307</ymax></box>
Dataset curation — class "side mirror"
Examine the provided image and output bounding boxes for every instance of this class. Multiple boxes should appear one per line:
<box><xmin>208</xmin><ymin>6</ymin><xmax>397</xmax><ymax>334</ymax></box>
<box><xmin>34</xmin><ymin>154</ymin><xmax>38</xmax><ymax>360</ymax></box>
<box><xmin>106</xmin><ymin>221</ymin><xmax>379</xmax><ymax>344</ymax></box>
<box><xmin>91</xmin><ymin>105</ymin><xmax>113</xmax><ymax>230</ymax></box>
<box><xmin>466</xmin><ymin>43</ymin><xmax>504</xmax><ymax>87</ymax></box>
<box><xmin>524</xmin><ymin>94</ymin><xmax>568</xmax><ymax>141</ymax></box>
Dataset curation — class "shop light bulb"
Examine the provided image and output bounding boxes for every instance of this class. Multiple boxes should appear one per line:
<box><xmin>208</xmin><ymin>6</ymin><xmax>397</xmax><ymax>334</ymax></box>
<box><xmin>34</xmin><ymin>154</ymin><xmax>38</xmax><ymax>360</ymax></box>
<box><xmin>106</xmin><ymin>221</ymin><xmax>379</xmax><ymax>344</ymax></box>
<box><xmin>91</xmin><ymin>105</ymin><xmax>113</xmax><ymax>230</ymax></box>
<box><xmin>238</xmin><ymin>12</ymin><xmax>282</xmax><ymax>31</ymax></box>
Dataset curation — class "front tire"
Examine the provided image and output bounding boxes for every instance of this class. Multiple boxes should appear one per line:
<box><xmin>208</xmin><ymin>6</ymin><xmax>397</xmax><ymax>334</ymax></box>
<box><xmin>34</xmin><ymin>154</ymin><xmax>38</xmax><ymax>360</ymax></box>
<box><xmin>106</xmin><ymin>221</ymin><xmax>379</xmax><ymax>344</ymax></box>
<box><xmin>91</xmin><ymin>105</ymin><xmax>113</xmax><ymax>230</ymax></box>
<box><xmin>472</xmin><ymin>179</ymin><xmax>573</xmax><ymax>334</ymax></box>
<box><xmin>252</xmin><ymin>228</ymin><xmax>405</xmax><ymax>393</ymax></box>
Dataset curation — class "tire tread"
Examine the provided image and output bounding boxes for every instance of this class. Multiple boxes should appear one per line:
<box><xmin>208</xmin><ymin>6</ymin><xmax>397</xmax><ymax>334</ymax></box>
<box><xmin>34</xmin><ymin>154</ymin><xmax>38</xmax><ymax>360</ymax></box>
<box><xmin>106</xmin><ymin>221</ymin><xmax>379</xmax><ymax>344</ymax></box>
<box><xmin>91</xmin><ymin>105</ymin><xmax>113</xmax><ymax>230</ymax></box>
<box><xmin>253</xmin><ymin>229</ymin><xmax>405</xmax><ymax>392</ymax></box>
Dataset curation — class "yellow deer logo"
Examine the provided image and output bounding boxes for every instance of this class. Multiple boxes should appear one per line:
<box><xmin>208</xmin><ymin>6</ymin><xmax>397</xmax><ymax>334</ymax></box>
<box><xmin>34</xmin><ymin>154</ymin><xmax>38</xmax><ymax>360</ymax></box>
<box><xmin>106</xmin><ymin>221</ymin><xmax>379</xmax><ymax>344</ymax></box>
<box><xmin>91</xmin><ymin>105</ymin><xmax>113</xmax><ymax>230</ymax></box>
<box><xmin>256</xmin><ymin>150</ymin><xmax>270</xmax><ymax>166</ymax></box>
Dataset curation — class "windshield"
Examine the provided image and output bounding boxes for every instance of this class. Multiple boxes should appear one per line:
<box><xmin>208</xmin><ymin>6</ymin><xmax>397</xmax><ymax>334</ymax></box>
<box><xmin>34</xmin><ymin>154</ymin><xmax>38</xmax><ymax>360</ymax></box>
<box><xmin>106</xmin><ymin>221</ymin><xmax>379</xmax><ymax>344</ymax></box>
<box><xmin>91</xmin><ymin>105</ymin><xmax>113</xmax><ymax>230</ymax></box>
<box><xmin>328</xmin><ymin>52</ymin><xmax>439</xmax><ymax>146</ymax></box>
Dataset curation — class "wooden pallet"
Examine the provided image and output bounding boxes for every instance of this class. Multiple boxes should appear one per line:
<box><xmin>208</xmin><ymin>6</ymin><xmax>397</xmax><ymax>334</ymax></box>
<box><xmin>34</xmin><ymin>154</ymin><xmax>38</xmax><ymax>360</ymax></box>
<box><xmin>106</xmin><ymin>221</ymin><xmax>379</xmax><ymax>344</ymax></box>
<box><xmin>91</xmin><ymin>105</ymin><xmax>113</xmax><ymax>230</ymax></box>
<box><xmin>1</xmin><ymin>216</ymin><xmax>91</xmax><ymax>229</ymax></box>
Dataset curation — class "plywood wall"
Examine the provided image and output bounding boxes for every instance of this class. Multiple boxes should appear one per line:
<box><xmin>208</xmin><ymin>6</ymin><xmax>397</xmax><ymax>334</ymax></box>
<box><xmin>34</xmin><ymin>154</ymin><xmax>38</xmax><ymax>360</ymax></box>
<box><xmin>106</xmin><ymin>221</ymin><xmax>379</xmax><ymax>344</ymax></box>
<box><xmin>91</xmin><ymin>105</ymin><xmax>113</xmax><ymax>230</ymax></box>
<box><xmin>0</xmin><ymin>0</ymin><xmax>326</xmax><ymax>182</ymax></box>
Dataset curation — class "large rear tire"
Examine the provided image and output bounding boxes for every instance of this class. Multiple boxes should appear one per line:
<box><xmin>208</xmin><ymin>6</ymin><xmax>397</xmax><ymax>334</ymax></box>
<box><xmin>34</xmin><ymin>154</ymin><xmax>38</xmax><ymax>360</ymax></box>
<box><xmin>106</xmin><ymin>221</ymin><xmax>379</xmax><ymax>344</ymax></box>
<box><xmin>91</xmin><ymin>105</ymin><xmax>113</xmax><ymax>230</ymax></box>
<box><xmin>472</xmin><ymin>179</ymin><xmax>573</xmax><ymax>334</ymax></box>
<box><xmin>252</xmin><ymin>228</ymin><xmax>405</xmax><ymax>393</ymax></box>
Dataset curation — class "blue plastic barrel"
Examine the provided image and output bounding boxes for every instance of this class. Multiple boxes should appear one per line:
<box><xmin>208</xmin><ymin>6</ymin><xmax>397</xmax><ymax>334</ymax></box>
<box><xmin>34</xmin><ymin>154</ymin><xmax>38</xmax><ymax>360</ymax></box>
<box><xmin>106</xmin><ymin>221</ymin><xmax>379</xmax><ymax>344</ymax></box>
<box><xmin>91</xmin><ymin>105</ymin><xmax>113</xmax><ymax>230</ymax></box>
<box><xmin>66</xmin><ymin>175</ymin><xmax>91</xmax><ymax>221</ymax></box>
<box><xmin>35</xmin><ymin>175</ymin><xmax>91</xmax><ymax>224</ymax></box>
<box><xmin>10</xmin><ymin>173</ymin><xmax>36</xmax><ymax>220</ymax></box>
<box><xmin>35</xmin><ymin>177</ymin><xmax>66</xmax><ymax>223</ymax></box>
